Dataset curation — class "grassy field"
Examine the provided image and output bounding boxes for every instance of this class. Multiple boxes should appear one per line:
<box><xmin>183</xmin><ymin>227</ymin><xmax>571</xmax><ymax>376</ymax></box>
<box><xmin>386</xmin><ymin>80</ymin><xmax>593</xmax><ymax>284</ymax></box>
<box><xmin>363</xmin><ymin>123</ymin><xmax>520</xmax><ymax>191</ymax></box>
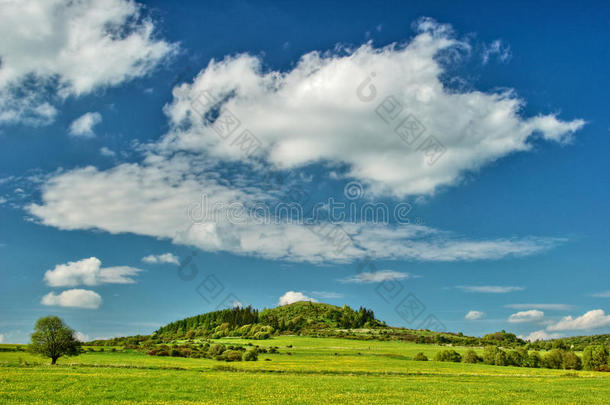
<box><xmin>1</xmin><ymin>337</ymin><xmax>609</xmax><ymax>404</ymax></box>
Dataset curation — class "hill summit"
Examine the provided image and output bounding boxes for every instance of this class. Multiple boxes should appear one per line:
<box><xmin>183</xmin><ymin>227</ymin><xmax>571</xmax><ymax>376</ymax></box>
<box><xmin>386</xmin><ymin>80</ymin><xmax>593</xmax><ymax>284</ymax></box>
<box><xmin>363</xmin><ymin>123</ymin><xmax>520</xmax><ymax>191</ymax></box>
<box><xmin>154</xmin><ymin>301</ymin><xmax>384</xmax><ymax>340</ymax></box>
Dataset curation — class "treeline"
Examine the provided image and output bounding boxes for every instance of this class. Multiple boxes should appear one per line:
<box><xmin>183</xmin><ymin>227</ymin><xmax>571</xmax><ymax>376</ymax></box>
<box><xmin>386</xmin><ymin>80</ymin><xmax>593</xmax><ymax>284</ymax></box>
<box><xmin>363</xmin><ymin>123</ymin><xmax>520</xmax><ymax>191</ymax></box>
<box><xmin>530</xmin><ymin>334</ymin><xmax>610</xmax><ymax>351</ymax></box>
<box><xmin>426</xmin><ymin>344</ymin><xmax>610</xmax><ymax>371</ymax></box>
<box><xmin>147</xmin><ymin>342</ymin><xmax>260</xmax><ymax>362</ymax></box>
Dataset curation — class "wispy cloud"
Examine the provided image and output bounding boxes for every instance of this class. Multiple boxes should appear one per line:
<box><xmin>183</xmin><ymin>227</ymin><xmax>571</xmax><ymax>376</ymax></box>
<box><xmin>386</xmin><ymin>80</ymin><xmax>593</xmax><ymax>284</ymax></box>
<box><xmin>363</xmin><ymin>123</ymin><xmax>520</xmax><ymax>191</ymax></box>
<box><xmin>309</xmin><ymin>291</ymin><xmax>344</xmax><ymax>299</ymax></box>
<box><xmin>505</xmin><ymin>303</ymin><xmax>574</xmax><ymax>310</ymax></box>
<box><xmin>340</xmin><ymin>270</ymin><xmax>413</xmax><ymax>284</ymax></box>
<box><xmin>508</xmin><ymin>310</ymin><xmax>544</xmax><ymax>323</ymax></box>
<box><xmin>455</xmin><ymin>285</ymin><xmax>524</xmax><ymax>294</ymax></box>
<box><xmin>592</xmin><ymin>291</ymin><xmax>610</xmax><ymax>298</ymax></box>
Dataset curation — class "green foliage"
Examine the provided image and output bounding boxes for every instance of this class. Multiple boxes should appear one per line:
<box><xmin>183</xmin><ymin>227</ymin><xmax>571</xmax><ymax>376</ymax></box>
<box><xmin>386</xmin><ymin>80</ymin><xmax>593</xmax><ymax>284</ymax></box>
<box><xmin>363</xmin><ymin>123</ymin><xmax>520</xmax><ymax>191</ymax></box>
<box><xmin>208</xmin><ymin>344</ymin><xmax>226</xmax><ymax>357</ymax></box>
<box><xmin>583</xmin><ymin>345</ymin><xmax>609</xmax><ymax>370</ymax></box>
<box><xmin>412</xmin><ymin>352</ymin><xmax>428</xmax><ymax>361</ymax></box>
<box><xmin>562</xmin><ymin>351</ymin><xmax>582</xmax><ymax>370</ymax></box>
<box><xmin>222</xmin><ymin>350</ymin><xmax>243</xmax><ymax>362</ymax></box>
<box><xmin>435</xmin><ymin>349</ymin><xmax>461</xmax><ymax>362</ymax></box>
<box><xmin>28</xmin><ymin>316</ymin><xmax>81</xmax><ymax>364</ymax></box>
<box><xmin>463</xmin><ymin>349</ymin><xmax>481</xmax><ymax>364</ymax></box>
<box><xmin>524</xmin><ymin>351</ymin><xmax>542</xmax><ymax>368</ymax></box>
<box><xmin>543</xmin><ymin>349</ymin><xmax>565</xmax><ymax>369</ymax></box>
<box><xmin>244</xmin><ymin>348</ymin><xmax>258</xmax><ymax>361</ymax></box>
<box><xmin>482</xmin><ymin>346</ymin><xmax>500</xmax><ymax>365</ymax></box>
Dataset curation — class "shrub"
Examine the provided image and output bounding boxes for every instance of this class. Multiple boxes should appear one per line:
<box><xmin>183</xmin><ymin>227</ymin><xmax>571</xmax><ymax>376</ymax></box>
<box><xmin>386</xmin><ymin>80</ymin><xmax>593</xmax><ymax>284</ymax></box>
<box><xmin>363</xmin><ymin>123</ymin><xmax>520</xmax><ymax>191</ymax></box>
<box><xmin>463</xmin><ymin>349</ymin><xmax>481</xmax><ymax>364</ymax></box>
<box><xmin>413</xmin><ymin>352</ymin><xmax>428</xmax><ymax>361</ymax></box>
<box><xmin>244</xmin><ymin>348</ymin><xmax>258</xmax><ymax>361</ymax></box>
<box><xmin>494</xmin><ymin>350</ymin><xmax>509</xmax><ymax>366</ymax></box>
<box><xmin>482</xmin><ymin>346</ymin><xmax>499</xmax><ymax>365</ymax></box>
<box><xmin>268</xmin><ymin>347</ymin><xmax>278</xmax><ymax>354</ymax></box>
<box><xmin>562</xmin><ymin>351</ymin><xmax>582</xmax><ymax>370</ymax></box>
<box><xmin>525</xmin><ymin>351</ymin><xmax>542</xmax><ymax>368</ymax></box>
<box><xmin>208</xmin><ymin>344</ymin><xmax>226</xmax><ymax>357</ymax></box>
<box><xmin>543</xmin><ymin>349</ymin><xmax>564</xmax><ymax>369</ymax></box>
<box><xmin>223</xmin><ymin>350</ymin><xmax>243</xmax><ymax>362</ymax></box>
<box><xmin>435</xmin><ymin>349</ymin><xmax>461</xmax><ymax>362</ymax></box>
<box><xmin>583</xmin><ymin>345</ymin><xmax>609</xmax><ymax>371</ymax></box>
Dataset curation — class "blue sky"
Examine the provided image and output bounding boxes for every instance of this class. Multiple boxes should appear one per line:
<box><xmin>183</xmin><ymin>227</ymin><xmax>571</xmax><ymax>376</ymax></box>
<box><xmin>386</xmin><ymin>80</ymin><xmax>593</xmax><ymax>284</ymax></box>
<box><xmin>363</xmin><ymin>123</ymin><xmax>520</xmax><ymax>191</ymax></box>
<box><xmin>0</xmin><ymin>0</ymin><xmax>609</xmax><ymax>343</ymax></box>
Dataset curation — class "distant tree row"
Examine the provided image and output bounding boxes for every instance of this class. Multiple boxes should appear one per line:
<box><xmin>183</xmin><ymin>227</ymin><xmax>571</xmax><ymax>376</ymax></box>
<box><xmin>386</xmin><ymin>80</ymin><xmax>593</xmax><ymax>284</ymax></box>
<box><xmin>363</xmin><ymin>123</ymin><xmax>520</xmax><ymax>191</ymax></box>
<box><xmin>427</xmin><ymin>345</ymin><xmax>609</xmax><ymax>371</ymax></box>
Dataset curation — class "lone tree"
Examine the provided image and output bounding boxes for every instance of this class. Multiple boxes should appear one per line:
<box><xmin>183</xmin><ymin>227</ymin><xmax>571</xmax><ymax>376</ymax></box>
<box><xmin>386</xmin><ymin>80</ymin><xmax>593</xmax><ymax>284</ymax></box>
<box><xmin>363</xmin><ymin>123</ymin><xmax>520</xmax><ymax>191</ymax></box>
<box><xmin>28</xmin><ymin>316</ymin><xmax>81</xmax><ymax>364</ymax></box>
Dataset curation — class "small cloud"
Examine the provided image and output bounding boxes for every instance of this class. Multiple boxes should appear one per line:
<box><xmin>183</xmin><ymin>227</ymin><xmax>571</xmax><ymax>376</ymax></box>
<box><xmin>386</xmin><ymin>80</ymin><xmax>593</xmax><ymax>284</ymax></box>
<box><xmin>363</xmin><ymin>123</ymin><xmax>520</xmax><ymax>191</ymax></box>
<box><xmin>141</xmin><ymin>253</ymin><xmax>179</xmax><ymax>265</ymax></box>
<box><xmin>482</xmin><ymin>39</ymin><xmax>511</xmax><ymax>65</ymax></box>
<box><xmin>508</xmin><ymin>309</ymin><xmax>544</xmax><ymax>323</ymax></box>
<box><xmin>43</xmin><ymin>257</ymin><xmax>141</xmax><ymax>287</ymax></box>
<box><xmin>505</xmin><ymin>303</ymin><xmax>573</xmax><ymax>311</ymax></box>
<box><xmin>100</xmin><ymin>147</ymin><xmax>116</xmax><ymax>157</ymax></box>
<box><xmin>341</xmin><ymin>270</ymin><xmax>413</xmax><ymax>284</ymax></box>
<box><xmin>69</xmin><ymin>112</ymin><xmax>102</xmax><ymax>138</ymax></box>
<box><xmin>455</xmin><ymin>285</ymin><xmax>524</xmax><ymax>294</ymax></box>
<box><xmin>519</xmin><ymin>330</ymin><xmax>562</xmax><ymax>342</ymax></box>
<box><xmin>278</xmin><ymin>291</ymin><xmax>317</xmax><ymax>306</ymax></box>
<box><xmin>546</xmin><ymin>309</ymin><xmax>610</xmax><ymax>331</ymax></box>
<box><xmin>41</xmin><ymin>289</ymin><xmax>102</xmax><ymax>309</ymax></box>
<box><xmin>465</xmin><ymin>310</ymin><xmax>485</xmax><ymax>320</ymax></box>
<box><xmin>592</xmin><ymin>291</ymin><xmax>610</xmax><ymax>298</ymax></box>
<box><xmin>74</xmin><ymin>331</ymin><xmax>89</xmax><ymax>342</ymax></box>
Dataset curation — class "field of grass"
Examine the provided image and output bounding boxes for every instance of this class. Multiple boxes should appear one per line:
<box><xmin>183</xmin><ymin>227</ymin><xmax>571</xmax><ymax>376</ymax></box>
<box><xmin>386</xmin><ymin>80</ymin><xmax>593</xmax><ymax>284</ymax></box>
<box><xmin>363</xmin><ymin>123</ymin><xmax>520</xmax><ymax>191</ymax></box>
<box><xmin>1</xmin><ymin>336</ymin><xmax>609</xmax><ymax>404</ymax></box>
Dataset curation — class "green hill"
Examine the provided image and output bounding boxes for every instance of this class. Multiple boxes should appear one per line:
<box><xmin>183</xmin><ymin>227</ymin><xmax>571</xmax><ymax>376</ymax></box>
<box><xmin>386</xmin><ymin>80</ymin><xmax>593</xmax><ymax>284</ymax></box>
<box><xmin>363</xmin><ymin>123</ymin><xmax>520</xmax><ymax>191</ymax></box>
<box><xmin>153</xmin><ymin>301</ymin><xmax>383</xmax><ymax>340</ymax></box>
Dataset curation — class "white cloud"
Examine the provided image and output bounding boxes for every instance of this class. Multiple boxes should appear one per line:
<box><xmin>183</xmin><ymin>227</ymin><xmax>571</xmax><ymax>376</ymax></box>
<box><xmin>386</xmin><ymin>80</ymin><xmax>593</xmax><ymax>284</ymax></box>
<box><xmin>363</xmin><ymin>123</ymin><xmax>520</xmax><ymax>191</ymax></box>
<box><xmin>142</xmin><ymin>253</ymin><xmax>180</xmax><ymax>265</ymax></box>
<box><xmin>74</xmin><ymin>331</ymin><xmax>89</xmax><ymax>342</ymax></box>
<box><xmin>69</xmin><ymin>112</ymin><xmax>102</xmax><ymax>137</ymax></box>
<box><xmin>465</xmin><ymin>310</ymin><xmax>485</xmax><ymax>320</ymax></box>
<box><xmin>0</xmin><ymin>0</ymin><xmax>177</xmax><ymax>125</ymax></box>
<box><xmin>520</xmin><ymin>330</ymin><xmax>562</xmax><ymax>342</ymax></box>
<box><xmin>278</xmin><ymin>291</ymin><xmax>317</xmax><ymax>306</ymax></box>
<box><xmin>100</xmin><ymin>147</ymin><xmax>117</xmax><ymax>157</ymax></box>
<box><xmin>546</xmin><ymin>309</ymin><xmax>610</xmax><ymax>331</ymax></box>
<box><xmin>43</xmin><ymin>257</ymin><xmax>141</xmax><ymax>286</ymax></box>
<box><xmin>0</xmin><ymin>333</ymin><xmax>3</xmax><ymax>343</ymax></box>
<box><xmin>341</xmin><ymin>270</ymin><xmax>412</xmax><ymax>283</ymax></box>
<box><xmin>505</xmin><ymin>303</ymin><xmax>573</xmax><ymax>311</ymax></box>
<box><xmin>27</xmin><ymin>160</ymin><xmax>565</xmax><ymax>263</ymax></box>
<box><xmin>26</xmin><ymin>18</ymin><xmax>572</xmax><ymax>264</ymax></box>
<box><xmin>455</xmin><ymin>285</ymin><xmax>524</xmax><ymax>293</ymax></box>
<box><xmin>508</xmin><ymin>309</ymin><xmax>544</xmax><ymax>323</ymax></box>
<box><xmin>41</xmin><ymin>289</ymin><xmax>102</xmax><ymax>309</ymax></box>
<box><xmin>592</xmin><ymin>291</ymin><xmax>610</xmax><ymax>298</ymax></box>
<box><xmin>162</xmin><ymin>18</ymin><xmax>583</xmax><ymax>197</ymax></box>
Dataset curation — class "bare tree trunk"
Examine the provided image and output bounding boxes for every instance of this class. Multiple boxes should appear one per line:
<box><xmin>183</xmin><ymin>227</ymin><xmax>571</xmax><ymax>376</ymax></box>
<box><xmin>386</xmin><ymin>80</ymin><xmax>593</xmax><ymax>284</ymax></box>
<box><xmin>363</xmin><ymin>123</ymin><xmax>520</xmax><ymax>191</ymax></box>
<box><xmin>51</xmin><ymin>357</ymin><xmax>57</xmax><ymax>365</ymax></box>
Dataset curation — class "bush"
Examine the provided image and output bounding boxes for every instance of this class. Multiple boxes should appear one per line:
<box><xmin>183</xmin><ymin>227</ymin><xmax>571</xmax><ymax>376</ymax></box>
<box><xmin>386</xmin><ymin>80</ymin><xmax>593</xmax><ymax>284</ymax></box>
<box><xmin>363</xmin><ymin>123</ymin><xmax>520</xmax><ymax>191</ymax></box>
<box><xmin>482</xmin><ymin>346</ymin><xmax>499</xmax><ymax>365</ymax></box>
<box><xmin>435</xmin><ymin>349</ymin><xmax>461</xmax><ymax>362</ymax></box>
<box><xmin>223</xmin><ymin>350</ymin><xmax>243</xmax><ymax>362</ymax></box>
<box><xmin>583</xmin><ymin>345</ymin><xmax>609</xmax><ymax>371</ymax></box>
<box><xmin>463</xmin><ymin>349</ymin><xmax>481</xmax><ymax>364</ymax></box>
<box><xmin>413</xmin><ymin>352</ymin><xmax>428</xmax><ymax>361</ymax></box>
<box><xmin>524</xmin><ymin>351</ymin><xmax>542</xmax><ymax>368</ymax></box>
<box><xmin>562</xmin><ymin>351</ymin><xmax>582</xmax><ymax>370</ymax></box>
<box><xmin>244</xmin><ymin>348</ymin><xmax>258</xmax><ymax>361</ymax></box>
<box><xmin>208</xmin><ymin>344</ymin><xmax>226</xmax><ymax>357</ymax></box>
<box><xmin>543</xmin><ymin>349</ymin><xmax>564</xmax><ymax>369</ymax></box>
<box><xmin>494</xmin><ymin>350</ymin><xmax>509</xmax><ymax>366</ymax></box>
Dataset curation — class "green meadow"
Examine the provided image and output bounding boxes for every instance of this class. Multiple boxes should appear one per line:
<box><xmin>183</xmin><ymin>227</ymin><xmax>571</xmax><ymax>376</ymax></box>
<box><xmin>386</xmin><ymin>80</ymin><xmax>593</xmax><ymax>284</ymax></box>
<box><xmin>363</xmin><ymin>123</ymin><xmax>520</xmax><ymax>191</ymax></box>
<box><xmin>1</xmin><ymin>337</ymin><xmax>609</xmax><ymax>404</ymax></box>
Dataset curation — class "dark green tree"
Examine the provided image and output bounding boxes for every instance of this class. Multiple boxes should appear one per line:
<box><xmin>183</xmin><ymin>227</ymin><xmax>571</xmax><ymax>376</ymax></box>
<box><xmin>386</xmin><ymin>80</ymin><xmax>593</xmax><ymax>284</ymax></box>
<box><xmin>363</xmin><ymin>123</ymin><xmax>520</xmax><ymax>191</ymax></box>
<box><xmin>583</xmin><ymin>345</ymin><xmax>609</xmax><ymax>370</ymax></box>
<box><xmin>28</xmin><ymin>316</ymin><xmax>81</xmax><ymax>364</ymax></box>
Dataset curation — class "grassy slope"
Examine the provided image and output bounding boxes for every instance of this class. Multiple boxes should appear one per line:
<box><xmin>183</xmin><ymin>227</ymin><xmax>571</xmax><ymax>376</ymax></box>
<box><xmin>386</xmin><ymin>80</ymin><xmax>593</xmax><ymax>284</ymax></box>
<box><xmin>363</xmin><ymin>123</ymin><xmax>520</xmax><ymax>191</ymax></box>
<box><xmin>1</xmin><ymin>336</ymin><xmax>609</xmax><ymax>404</ymax></box>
